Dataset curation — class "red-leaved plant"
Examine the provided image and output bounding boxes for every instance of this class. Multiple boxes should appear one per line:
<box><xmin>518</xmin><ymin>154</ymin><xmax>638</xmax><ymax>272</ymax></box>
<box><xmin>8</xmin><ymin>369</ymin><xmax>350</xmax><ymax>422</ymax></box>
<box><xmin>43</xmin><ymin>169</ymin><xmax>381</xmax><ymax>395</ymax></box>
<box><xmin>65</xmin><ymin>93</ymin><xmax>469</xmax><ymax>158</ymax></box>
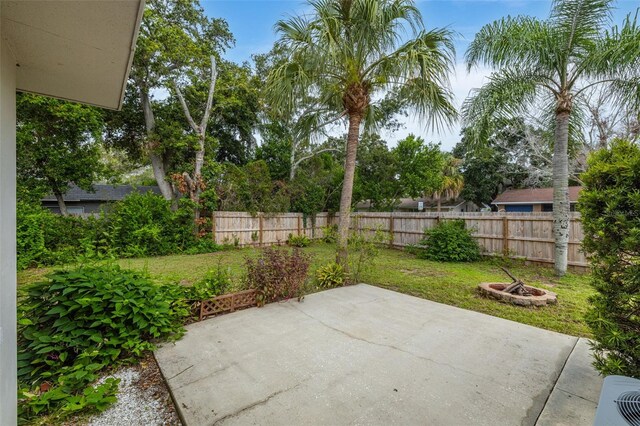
<box><xmin>245</xmin><ymin>247</ymin><xmax>311</xmax><ymax>305</ymax></box>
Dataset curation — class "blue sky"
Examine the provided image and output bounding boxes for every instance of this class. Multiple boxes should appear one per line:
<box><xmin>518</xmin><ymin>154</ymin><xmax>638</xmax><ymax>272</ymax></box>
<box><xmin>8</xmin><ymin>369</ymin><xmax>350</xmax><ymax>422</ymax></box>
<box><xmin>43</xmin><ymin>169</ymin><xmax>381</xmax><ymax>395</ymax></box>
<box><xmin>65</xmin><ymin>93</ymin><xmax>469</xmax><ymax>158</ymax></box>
<box><xmin>201</xmin><ymin>0</ymin><xmax>639</xmax><ymax>149</ymax></box>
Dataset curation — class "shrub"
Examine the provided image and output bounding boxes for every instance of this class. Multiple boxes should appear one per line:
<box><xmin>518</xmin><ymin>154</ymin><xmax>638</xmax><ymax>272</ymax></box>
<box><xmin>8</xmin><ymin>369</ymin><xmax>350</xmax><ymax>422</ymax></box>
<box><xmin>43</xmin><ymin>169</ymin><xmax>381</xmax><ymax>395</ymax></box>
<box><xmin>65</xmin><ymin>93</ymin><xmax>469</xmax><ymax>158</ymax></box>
<box><xmin>579</xmin><ymin>139</ymin><xmax>640</xmax><ymax>378</ymax></box>
<box><xmin>414</xmin><ymin>220</ymin><xmax>480</xmax><ymax>262</ymax></box>
<box><xmin>347</xmin><ymin>227</ymin><xmax>386</xmax><ymax>283</ymax></box>
<box><xmin>17</xmin><ymin>203</ymin><xmax>100</xmax><ymax>269</ymax></box>
<box><xmin>315</xmin><ymin>262</ymin><xmax>346</xmax><ymax>289</ymax></box>
<box><xmin>321</xmin><ymin>224</ymin><xmax>338</xmax><ymax>243</ymax></box>
<box><xmin>287</xmin><ymin>233</ymin><xmax>311</xmax><ymax>247</ymax></box>
<box><xmin>183</xmin><ymin>238</ymin><xmax>222</xmax><ymax>255</ymax></box>
<box><xmin>245</xmin><ymin>247</ymin><xmax>311</xmax><ymax>304</ymax></box>
<box><xmin>17</xmin><ymin>202</ymin><xmax>46</xmax><ymax>270</ymax></box>
<box><xmin>17</xmin><ymin>264</ymin><xmax>187</xmax><ymax>420</ymax></box>
<box><xmin>108</xmin><ymin>192</ymin><xmax>183</xmax><ymax>257</ymax></box>
<box><xmin>187</xmin><ymin>266</ymin><xmax>232</xmax><ymax>301</ymax></box>
<box><xmin>17</xmin><ymin>193</ymin><xmax>219</xmax><ymax>269</ymax></box>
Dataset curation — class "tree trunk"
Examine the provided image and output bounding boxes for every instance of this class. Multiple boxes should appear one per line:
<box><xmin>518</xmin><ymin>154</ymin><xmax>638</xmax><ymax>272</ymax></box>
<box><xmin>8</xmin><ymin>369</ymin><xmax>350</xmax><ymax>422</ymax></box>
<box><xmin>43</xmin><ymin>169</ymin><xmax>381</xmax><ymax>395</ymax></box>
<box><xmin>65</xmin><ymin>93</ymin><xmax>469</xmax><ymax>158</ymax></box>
<box><xmin>336</xmin><ymin>113</ymin><xmax>362</xmax><ymax>266</ymax></box>
<box><xmin>53</xmin><ymin>190</ymin><xmax>68</xmax><ymax>216</ymax></box>
<box><xmin>138</xmin><ymin>82</ymin><xmax>174</xmax><ymax>201</ymax></box>
<box><xmin>193</xmin><ymin>134</ymin><xmax>205</xmax><ymax>224</ymax></box>
<box><xmin>290</xmin><ymin>140</ymin><xmax>297</xmax><ymax>181</ymax></box>
<box><xmin>437</xmin><ymin>197</ymin><xmax>442</xmax><ymax>213</ymax></box>
<box><xmin>553</xmin><ymin>110</ymin><xmax>571</xmax><ymax>276</ymax></box>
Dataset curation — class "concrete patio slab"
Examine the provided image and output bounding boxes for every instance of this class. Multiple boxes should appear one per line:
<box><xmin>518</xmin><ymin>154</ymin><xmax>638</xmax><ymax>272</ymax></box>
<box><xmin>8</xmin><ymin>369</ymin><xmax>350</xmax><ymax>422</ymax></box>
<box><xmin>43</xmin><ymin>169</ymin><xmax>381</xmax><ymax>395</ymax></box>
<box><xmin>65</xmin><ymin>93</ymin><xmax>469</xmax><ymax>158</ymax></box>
<box><xmin>155</xmin><ymin>284</ymin><xmax>600</xmax><ymax>426</ymax></box>
<box><xmin>536</xmin><ymin>338</ymin><xmax>602</xmax><ymax>426</ymax></box>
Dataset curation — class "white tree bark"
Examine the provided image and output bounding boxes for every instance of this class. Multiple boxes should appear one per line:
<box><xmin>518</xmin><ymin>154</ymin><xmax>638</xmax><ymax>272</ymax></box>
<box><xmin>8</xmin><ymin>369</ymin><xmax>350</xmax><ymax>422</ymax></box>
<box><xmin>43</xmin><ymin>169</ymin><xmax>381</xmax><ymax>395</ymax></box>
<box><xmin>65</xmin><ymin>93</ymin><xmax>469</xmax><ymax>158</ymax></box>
<box><xmin>173</xmin><ymin>56</ymin><xmax>217</xmax><ymax>222</ymax></box>
<box><xmin>138</xmin><ymin>79</ymin><xmax>175</xmax><ymax>201</ymax></box>
<box><xmin>553</xmin><ymin>110</ymin><xmax>570</xmax><ymax>276</ymax></box>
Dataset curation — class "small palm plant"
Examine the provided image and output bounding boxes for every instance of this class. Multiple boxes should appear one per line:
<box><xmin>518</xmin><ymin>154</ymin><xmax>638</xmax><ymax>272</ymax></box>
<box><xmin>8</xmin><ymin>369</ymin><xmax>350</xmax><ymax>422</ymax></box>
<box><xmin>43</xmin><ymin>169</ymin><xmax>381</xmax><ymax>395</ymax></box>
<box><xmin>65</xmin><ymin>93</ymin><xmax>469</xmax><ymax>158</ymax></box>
<box><xmin>266</xmin><ymin>0</ymin><xmax>457</xmax><ymax>266</ymax></box>
<box><xmin>432</xmin><ymin>154</ymin><xmax>464</xmax><ymax>212</ymax></box>
<box><xmin>462</xmin><ymin>0</ymin><xmax>640</xmax><ymax>276</ymax></box>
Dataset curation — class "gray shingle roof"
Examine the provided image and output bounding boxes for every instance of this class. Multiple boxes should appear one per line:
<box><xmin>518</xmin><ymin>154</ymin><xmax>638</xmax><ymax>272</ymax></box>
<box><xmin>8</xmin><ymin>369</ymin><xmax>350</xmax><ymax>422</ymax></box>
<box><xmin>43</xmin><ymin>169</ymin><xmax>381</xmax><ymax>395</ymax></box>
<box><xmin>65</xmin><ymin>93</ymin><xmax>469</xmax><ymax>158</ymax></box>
<box><xmin>42</xmin><ymin>184</ymin><xmax>162</xmax><ymax>202</ymax></box>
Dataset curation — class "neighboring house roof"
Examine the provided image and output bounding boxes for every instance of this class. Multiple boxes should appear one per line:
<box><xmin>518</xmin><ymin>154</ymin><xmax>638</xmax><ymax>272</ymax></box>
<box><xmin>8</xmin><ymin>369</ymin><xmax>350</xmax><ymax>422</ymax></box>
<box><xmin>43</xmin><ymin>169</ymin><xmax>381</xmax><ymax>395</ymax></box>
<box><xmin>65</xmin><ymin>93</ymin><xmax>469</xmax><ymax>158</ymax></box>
<box><xmin>2</xmin><ymin>0</ymin><xmax>145</xmax><ymax>109</ymax></box>
<box><xmin>42</xmin><ymin>184</ymin><xmax>161</xmax><ymax>203</ymax></box>
<box><xmin>396</xmin><ymin>197</ymin><xmax>465</xmax><ymax>210</ymax></box>
<box><xmin>492</xmin><ymin>187</ymin><xmax>582</xmax><ymax>205</ymax></box>
<box><xmin>357</xmin><ymin>197</ymin><xmax>475</xmax><ymax>210</ymax></box>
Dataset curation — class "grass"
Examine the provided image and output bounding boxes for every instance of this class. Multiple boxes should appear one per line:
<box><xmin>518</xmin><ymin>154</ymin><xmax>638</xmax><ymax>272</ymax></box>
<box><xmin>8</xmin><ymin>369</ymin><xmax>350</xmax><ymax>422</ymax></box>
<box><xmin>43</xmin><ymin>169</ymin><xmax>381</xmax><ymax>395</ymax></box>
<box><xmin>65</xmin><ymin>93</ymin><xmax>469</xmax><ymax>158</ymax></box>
<box><xmin>18</xmin><ymin>243</ymin><xmax>594</xmax><ymax>337</ymax></box>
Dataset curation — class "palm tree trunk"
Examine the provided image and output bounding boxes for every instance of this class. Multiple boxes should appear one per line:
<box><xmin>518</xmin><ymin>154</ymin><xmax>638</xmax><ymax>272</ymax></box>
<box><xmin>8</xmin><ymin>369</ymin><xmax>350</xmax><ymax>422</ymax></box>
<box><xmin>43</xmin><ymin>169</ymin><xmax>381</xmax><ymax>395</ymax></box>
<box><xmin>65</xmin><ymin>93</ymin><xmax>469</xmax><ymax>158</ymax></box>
<box><xmin>336</xmin><ymin>113</ymin><xmax>362</xmax><ymax>266</ymax></box>
<box><xmin>553</xmin><ymin>110</ymin><xmax>570</xmax><ymax>276</ymax></box>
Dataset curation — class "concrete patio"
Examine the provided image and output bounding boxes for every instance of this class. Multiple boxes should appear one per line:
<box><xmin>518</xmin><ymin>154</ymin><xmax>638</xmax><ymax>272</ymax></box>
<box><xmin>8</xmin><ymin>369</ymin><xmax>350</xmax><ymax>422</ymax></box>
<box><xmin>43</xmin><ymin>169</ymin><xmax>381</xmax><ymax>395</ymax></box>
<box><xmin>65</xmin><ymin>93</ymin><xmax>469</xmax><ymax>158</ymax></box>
<box><xmin>155</xmin><ymin>284</ymin><xmax>602</xmax><ymax>426</ymax></box>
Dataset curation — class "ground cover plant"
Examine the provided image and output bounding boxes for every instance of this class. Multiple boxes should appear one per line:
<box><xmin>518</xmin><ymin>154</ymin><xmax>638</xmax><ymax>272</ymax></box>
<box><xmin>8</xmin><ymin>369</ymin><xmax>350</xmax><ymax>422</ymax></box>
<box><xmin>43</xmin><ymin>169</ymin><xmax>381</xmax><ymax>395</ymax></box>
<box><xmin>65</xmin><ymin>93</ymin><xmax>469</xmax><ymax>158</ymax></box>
<box><xmin>19</xmin><ymin>243</ymin><xmax>594</xmax><ymax>337</ymax></box>
<box><xmin>16</xmin><ymin>263</ymin><xmax>207</xmax><ymax>423</ymax></box>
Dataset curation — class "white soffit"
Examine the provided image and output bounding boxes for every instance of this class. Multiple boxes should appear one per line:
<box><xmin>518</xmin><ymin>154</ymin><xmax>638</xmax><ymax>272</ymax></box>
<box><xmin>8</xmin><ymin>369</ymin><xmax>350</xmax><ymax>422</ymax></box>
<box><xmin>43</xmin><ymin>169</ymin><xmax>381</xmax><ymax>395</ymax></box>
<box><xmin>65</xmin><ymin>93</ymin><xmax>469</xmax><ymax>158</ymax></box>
<box><xmin>1</xmin><ymin>0</ymin><xmax>144</xmax><ymax>110</ymax></box>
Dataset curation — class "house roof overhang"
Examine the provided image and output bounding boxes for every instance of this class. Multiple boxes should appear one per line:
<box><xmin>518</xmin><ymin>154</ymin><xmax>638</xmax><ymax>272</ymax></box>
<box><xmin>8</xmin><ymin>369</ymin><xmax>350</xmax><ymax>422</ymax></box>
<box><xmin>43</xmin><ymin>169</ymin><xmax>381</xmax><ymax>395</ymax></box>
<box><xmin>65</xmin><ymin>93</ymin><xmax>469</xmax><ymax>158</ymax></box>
<box><xmin>1</xmin><ymin>0</ymin><xmax>144</xmax><ymax>110</ymax></box>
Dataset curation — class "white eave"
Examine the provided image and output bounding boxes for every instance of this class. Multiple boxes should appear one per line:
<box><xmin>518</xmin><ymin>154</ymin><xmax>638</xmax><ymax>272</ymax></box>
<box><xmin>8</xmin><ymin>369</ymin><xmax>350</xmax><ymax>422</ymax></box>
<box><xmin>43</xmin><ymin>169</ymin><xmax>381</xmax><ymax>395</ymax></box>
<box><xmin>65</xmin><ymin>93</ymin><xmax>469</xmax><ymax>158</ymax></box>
<box><xmin>1</xmin><ymin>0</ymin><xmax>145</xmax><ymax>110</ymax></box>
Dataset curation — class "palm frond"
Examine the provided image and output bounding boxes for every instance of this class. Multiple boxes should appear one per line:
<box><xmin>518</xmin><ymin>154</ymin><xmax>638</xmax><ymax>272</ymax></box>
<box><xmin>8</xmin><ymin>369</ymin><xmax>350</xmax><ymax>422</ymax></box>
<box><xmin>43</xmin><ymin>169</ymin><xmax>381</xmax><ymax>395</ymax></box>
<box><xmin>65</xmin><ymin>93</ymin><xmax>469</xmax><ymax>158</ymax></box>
<box><xmin>550</xmin><ymin>0</ymin><xmax>613</xmax><ymax>49</ymax></box>
<box><xmin>465</xmin><ymin>16</ymin><xmax>559</xmax><ymax>75</ymax></box>
<box><xmin>578</xmin><ymin>11</ymin><xmax>640</xmax><ymax>80</ymax></box>
<box><xmin>366</xmin><ymin>28</ymin><xmax>457</xmax><ymax>130</ymax></box>
<box><xmin>461</xmin><ymin>69</ymin><xmax>547</xmax><ymax>144</ymax></box>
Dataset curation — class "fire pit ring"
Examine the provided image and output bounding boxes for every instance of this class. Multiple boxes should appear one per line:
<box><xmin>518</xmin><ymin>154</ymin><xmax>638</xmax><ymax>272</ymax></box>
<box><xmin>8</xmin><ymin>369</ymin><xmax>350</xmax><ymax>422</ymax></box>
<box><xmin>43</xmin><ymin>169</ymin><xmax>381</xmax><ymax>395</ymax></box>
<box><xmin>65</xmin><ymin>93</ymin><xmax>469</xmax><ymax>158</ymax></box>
<box><xmin>478</xmin><ymin>282</ymin><xmax>557</xmax><ymax>306</ymax></box>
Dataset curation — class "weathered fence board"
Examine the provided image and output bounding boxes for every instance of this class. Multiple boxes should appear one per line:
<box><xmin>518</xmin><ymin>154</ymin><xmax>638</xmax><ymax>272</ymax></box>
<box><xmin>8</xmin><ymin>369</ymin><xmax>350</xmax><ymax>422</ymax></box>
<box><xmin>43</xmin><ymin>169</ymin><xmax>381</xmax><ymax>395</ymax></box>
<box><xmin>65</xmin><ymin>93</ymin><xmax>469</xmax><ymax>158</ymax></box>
<box><xmin>210</xmin><ymin>211</ymin><xmax>588</xmax><ymax>269</ymax></box>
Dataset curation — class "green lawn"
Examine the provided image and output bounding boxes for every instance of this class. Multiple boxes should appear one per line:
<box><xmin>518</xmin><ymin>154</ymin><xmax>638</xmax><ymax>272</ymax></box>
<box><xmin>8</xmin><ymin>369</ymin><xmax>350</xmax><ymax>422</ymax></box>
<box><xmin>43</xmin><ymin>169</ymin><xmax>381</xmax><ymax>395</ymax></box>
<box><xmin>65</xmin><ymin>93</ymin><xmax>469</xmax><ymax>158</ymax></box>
<box><xmin>18</xmin><ymin>243</ymin><xmax>594</xmax><ymax>337</ymax></box>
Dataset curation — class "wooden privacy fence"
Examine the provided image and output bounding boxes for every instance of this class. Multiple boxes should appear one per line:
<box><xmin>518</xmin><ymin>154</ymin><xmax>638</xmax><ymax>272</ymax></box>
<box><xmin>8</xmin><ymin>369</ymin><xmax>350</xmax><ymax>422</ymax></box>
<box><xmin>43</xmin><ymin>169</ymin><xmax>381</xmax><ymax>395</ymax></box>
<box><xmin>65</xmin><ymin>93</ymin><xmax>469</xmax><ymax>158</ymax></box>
<box><xmin>211</xmin><ymin>211</ymin><xmax>332</xmax><ymax>246</ymax></box>
<box><xmin>210</xmin><ymin>211</ymin><xmax>588</xmax><ymax>269</ymax></box>
<box><xmin>351</xmin><ymin>212</ymin><xmax>588</xmax><ymax>269</ymax></box>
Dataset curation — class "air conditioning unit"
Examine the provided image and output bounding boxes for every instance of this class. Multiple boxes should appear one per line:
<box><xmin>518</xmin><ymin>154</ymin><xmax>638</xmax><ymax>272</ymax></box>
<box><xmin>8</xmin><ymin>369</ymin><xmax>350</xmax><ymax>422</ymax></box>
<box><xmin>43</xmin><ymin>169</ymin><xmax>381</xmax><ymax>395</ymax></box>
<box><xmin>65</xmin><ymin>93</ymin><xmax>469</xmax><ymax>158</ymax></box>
<box><xmin>594</xmin><ymin>375</ymin><xmax>640</xmax><ymax>426</ymax></box>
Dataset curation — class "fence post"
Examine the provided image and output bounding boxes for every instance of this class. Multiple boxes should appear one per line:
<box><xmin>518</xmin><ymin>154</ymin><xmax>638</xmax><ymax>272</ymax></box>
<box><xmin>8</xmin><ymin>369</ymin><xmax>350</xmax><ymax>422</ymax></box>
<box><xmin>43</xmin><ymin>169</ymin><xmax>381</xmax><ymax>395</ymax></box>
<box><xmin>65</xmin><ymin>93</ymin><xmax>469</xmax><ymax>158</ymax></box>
<box><xmin>502</xmin><ymin>215</ymin><xmax>509</xmax><ymax>256</ymax></box>
<box><xmin>259</xmin><ymin>213</ymin><xmax>264</xmax><ymax>246</ymax></box>
<box><xmin>211</xmin><ymin>212</ymin><xmax>216</xmax><ymax>242</ymax></box>
<box><xmin>389</xmin><ymin>214</ymin><xmax>395</xmax><ymax>248</ymax></box>
<box><xmin>297</xmin><ymin>214</ymin><xmax>302</xmax><ymax>236</ymax></box>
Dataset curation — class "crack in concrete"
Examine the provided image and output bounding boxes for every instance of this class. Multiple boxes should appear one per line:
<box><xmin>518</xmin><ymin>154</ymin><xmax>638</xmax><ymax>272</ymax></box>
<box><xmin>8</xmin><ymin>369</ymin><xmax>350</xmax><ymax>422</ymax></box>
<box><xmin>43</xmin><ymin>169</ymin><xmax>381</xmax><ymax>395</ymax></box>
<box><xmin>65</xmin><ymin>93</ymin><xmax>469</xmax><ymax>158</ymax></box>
<box><xmin>167</xmin><ymin>364</ymin><xmax>194</xmax><ymax>381</ymax></box>
<box><xmin>174</xmin><ymin>361</ymin><xmax>240</xmax><ymax>391</ymax></box>
<box><xmin>288</xmin><ymin>302</ymin><xmax>529</xmax><ymax>398</ymax></box>
<box><xmin>554</xmin><ymin>387</ymin><xmax>598</xmax><ymax>404</ymax></box>
<box><xmin>210</xmin><ymin>380</ymin><xmax>308</xmax><ymax>425</ymax></box>
<box><xmin>531</xmin><ymin>337</ymin><xmax>580</xmax><ymax>426</ymax></box>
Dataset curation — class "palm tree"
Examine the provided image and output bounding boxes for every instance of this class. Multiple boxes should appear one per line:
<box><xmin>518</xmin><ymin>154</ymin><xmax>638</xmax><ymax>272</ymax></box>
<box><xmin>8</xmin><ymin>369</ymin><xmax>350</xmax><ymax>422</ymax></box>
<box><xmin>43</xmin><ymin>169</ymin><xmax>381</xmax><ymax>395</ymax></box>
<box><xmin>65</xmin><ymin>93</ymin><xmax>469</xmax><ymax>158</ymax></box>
<box><xmin>462</xmin><ymin>0</ymin><xmax>640</xmax><ymax>276</ymax></box>
<box><xmin>267</xmin><ymin>0</ymin><xmax>457</xmax><ymax>265</ymax></box>
<box><xmin>432</xmin><ymin>155</ymin><xmax>464</xmax><ymax>212</ymax></box>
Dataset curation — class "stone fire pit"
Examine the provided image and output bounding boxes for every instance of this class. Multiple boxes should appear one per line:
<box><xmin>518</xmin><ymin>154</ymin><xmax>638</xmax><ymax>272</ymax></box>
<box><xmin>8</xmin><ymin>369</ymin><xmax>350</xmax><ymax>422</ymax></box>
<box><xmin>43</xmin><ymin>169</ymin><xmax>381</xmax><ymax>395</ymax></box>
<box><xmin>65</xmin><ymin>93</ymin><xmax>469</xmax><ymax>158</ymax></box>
<box><xmin>478</xmin><ymin>282</ymin><xmax>557</xmax><ymax>306</ymax></box>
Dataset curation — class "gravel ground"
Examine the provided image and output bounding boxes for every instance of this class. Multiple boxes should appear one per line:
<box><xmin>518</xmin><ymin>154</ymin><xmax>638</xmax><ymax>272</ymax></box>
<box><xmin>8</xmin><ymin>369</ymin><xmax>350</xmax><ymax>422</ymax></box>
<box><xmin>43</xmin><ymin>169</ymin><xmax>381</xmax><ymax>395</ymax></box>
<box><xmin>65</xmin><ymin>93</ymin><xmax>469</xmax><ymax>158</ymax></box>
<box><xmin>84</xmin><ymin>355</ymin><xmax>181</xmax><ymax>426</ymax></box>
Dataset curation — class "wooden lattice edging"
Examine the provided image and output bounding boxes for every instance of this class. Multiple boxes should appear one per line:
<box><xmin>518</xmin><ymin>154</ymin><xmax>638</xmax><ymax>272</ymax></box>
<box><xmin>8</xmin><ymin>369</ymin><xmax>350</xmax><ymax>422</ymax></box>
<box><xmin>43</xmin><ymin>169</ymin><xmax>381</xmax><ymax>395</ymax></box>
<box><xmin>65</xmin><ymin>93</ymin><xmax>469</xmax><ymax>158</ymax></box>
<box><xmin>199</xmin><ymin>289</ymin><xmax>259</xmax><ymax>320</ymax></box>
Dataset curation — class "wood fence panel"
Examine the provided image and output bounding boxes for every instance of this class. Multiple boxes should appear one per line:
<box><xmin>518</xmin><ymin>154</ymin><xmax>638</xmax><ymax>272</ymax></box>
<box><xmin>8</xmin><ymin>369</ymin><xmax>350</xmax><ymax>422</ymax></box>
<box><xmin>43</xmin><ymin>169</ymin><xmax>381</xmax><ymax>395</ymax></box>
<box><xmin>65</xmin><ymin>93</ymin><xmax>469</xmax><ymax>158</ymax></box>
<box><xmin>209</xmin><ymin>211</ymin><xmax>588</xmax><ymax>269</ymax></box>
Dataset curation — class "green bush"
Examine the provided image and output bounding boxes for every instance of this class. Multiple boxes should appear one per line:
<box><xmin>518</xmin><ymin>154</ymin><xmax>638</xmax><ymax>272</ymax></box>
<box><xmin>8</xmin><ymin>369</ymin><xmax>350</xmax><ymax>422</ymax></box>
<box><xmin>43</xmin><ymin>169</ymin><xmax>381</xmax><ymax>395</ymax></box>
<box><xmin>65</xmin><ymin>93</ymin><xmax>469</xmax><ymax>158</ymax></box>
<box><xmin>315</xmin><ymin>262</ymin><xmax>346</xmax><ymax>289</ymax></box>
<box><xmin>347</xmin><ymin>227</ymin><xmax>386</xmax><ymax>283</ymax></box>
<box><xmin>414</xmin><ymin>220</ymin><xmax>480</xmax><ymax>262</ymax></box>
<box><xmin>108</xmin><ymin>192</ymin><xmax>187</xmax><ymax>257</ymax></box>
<box><xmin>17</xmin><ymin>264</ymin><xmax>188</xmax><ymax>421</ymax></box>
<box><xmin>321</xmin><ymin>224</ymin><xmax>338</xmax><ymax>243</ymax></box>
<box><xmin>287</xmin><ymin>233</ymin><xmax>311</xmax><ymax>247</ymax></box>
<box><xmin>17</xmin><ymin>193</ymin><xmax>221</xmax><ymax>269</ymax></box>
<box><xmin>579</xmin><ymin>139</ymin><xmax>640</xmax><ymax>378</ymax></box>
<box><xmin>186</xmin><ymin>267</ymin><xmax>232</xmax><ymax>301</ymax></box>
<box><xmin>17</xmin><ymin>203</ymin><xmax>46</xmax><ymax>270</ymax></box>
